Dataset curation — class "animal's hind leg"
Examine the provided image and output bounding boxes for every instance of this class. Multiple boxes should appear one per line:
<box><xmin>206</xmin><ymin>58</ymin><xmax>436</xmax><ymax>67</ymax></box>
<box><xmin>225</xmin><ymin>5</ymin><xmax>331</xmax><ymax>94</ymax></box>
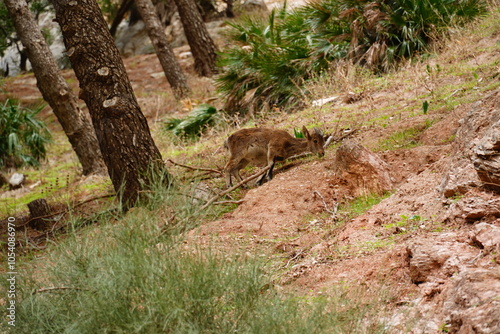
<box><xmin>257</xmin><ymin>162</ymin><xmax>274</xmax><ymax>185</ymax></box>
<box><xmin>226</xmin><ymin>159</ymin><xmax>249</xmax><ymax>188</ymax></box>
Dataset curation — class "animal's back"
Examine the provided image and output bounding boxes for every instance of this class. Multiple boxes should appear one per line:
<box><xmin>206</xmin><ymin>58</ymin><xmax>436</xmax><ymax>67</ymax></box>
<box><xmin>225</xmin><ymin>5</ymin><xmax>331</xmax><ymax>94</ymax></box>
<box><xmin>226</xmin><ymin>128</ymin><xmax>278</xmax><ymax>167</ymax></box>
<box><xmin>226</xmin><ymin>128</ymin><xmax>293</xmax><ymax>148</ymax></box>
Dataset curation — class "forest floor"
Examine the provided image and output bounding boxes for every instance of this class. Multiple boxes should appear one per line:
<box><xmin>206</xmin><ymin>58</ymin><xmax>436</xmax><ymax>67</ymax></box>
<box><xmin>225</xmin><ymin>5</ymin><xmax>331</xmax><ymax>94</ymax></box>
<box><xmin>1</xmin><ymin>6</ymin><xmax>500</xmax><ymax>333</ymax></box>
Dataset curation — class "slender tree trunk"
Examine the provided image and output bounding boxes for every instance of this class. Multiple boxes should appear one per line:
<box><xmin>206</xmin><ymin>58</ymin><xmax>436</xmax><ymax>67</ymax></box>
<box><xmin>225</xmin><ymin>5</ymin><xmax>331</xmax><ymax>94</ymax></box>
<box><xmin>109</xmin><ymin>0</ymin><xmax>134</xmax><ymax>37</ymax></box>
<box><xmin>49</xmin><ymin>0</ymin><xmax>169</xmax><ymax>208</ymax></box>
<box><xmin>173</xmin><ymin>0</ymin><xmax>218</xmax><ymax>77</ymax></box>
<box><xmin>224</xmin><ymin>0</ymin><xmax>235</xmax><ymax>18</ymax></box>
<box><xmin>4</xmin><ymin>0</ymin><xmax>106</xmax><ymax>175</ymax></box>
<box><xmin>135</xmin><ymin>0</ymin><xmax>190</xmax><ymax>99</ymax></box>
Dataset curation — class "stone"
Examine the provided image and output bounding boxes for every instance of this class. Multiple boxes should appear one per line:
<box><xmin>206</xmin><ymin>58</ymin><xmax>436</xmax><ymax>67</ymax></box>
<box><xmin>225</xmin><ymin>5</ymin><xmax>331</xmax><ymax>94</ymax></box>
<box><xmin>333</xmin><ymin>140</ymin><xmax>394</xmax><ymax>196</ymax></box>
<box><xmin>473</xmin><ymin>118</ymin><xmax>500</xmax><ymax>192</ymax></box>
<box><xmin>406</xmin><ymin>235</ymin><xmax>476</xmax><ymax>284</ymax></box>
<box><xmin>446</xmin><ymin>196</ymin><xmax>500</xmax><ymax>223</ymax></box>
<box><xmin>8</xmin><ymin>173</ymin><xmax>25</xmax><ymax>189</ymax></box>
<box><xmin>469</xmin><ymin>222</ymin><xmax>500</xmax><ymax>252</ymax></box>
<box><xmin>439</xmin><ymin>89</ymin><xmax>500</xmax><ymax>196</ymax></box>
<box><xmin>443</xmin><ymin>268</ymin><xmax>500</xmax><ymax>334</ymax></box>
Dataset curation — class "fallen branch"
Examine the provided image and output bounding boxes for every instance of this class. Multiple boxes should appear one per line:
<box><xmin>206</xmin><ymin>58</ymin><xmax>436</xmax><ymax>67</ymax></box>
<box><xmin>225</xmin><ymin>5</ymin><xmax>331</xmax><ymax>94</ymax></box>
<box><xmin>313</xmin><ymin>190</ymin><xmax>338</xmax><ymax>215</ymax></box>
<box><xmin>212</xmin><ymin>200</ymin><xmax>245</xmax><ymax>206</ymax></box>
<box><xmin>166</xmin><ymin>158</ymin><xmax>222</xmax><ymax>175</ymax></box>
<box><xmin>286</xmin><ymin>152</ymin><xmax>314</xmax><ymax>161</ymax></box>
<box><xmin>199</xmin><ymin>166</ymin><xmax>271</xmax><ymax>211</ymax></box>
<box><xmin>284</xmin><ymin>249</ymin><xmax>306</xmax><ymax>269</ymax></box>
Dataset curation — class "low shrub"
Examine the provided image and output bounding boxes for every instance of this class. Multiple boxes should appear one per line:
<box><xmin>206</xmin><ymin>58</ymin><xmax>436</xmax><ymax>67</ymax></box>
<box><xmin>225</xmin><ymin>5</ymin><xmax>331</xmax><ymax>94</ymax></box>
<box><xmin>0</xmin><ymin>99</ymin><xmax>51</xmax><ymax>168</ymax></box>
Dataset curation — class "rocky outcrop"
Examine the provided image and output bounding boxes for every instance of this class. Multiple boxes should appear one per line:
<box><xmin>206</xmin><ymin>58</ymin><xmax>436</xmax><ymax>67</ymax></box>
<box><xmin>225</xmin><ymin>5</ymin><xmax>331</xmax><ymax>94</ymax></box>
<box><xmin>439</xmin><ymin>90</ymin><xmax>500</xmax><ymax>197</ymax></box>
<box><xmin>406</xmin><ymin>234</ymin><xmax>477</xmax><ymax>285</ymax></box>
<box><xmin>333</xmin><ymin>140</ymin><xmax>394</xmax><ymax>196</ymax></box>
<box><xmin>444</xmin><ymin>195</ymin><xmax>500</xmax><ymax>224</ymax></box>
<box><xmin>442</xmin><ymin>268</ymin><xmax>500</xmax><ymax>334</ymax></box>
<box><xmin>382</xmin><ymin>90</ymin><xmax>500</xmax><ymax>333</ymax></box>
<box><xmin>404</xmin><ymin>221</ymin><xmax>500</xmax><ymax>333</ymax></box>
<box><xmin>473</xmin><ymin>117</ymin><xmax>500</xmax><ymax>192</ymax></box>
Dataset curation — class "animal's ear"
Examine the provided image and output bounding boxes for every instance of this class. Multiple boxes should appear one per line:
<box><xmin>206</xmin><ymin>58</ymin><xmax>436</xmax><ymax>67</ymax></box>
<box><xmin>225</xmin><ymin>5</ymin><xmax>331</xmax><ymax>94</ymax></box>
<box><xmin>302</xmin><ymin>126</ymin><xmax>310</xmax><ymax>139</ymax></box>
<box><xmin>314</xmin><ymin>128</ymin><xmax>324</xmax><ymax>136</ymax></box>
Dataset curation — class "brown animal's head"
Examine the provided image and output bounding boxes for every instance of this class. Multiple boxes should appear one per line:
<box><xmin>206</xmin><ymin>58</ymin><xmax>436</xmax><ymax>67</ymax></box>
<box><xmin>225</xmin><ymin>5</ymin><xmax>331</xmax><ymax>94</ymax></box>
<box><xmin>302</xmin><ymin>125</ymin><xmax>325</xmax><ymax>157</ymax></box>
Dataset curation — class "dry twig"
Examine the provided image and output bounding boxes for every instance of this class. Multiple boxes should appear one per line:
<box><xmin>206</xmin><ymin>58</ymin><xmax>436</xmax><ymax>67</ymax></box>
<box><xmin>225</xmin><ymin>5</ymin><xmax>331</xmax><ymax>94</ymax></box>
<box><xmin>313</xmin><ymin>190</ymin><xmax>338</xmax><ymax>216</ymax></box>
<box><xmin>212</xmin><ymin>200</ymin><xmax>245</xmax><ymax>206</ymax></box>
<box><xmin>165</xmin><ymin>158</ymin><xmax>222</xmax><ymax>175</ymax></box>
<box><xmin>33</xmin><ymin>286</ymin><xmax>89</xmax><ymax>294</ymax></box>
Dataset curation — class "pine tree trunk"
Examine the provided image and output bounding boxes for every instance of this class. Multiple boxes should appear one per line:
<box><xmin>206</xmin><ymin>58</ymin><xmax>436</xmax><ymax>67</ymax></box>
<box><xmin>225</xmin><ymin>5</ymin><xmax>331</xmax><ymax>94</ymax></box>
<box><xmin>49</xmin><ymin>0</ymin><xmax>169</xmax><ymax>208</ymax></box>
<box><xmin>173</xmin><ymin>0</ymin><xmax>218</xmax><ymax>77</ymax></box>
<box><xmin>4</xmin><ymin>0</ymin><xmax>106</xmax><ymax>175</ymax></box>
<box><xmin>135</xmin><ymin>0</ymin><xmax>190</xmax><ymax>99</ymax></box>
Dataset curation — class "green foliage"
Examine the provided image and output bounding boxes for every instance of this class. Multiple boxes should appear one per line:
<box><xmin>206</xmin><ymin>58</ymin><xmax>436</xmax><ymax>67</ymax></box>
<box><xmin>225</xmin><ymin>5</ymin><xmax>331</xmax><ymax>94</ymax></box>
<box><xmin>294</xmin><ymin>127</ymin><xmax>305</xmax><ymax>138</ymax></box>
<box><xmin>7</xmin><ymin>186</ymin><xmax>388</xmax><ymax>334</ymax></box>
<box><xmin>377</xmin><ymin>119</ymin><xmax>435</xmax><ymax>151</ymax></box>
<box><xmin>422</xmin><ymin>100</ymin><xmax>429</xmax><ymax>114</ymax></box>
<box><xmin>97</xmin><ymin>0</ymin><xmax>118</xmax><ymax>21</ymax></box>
<box><xmin>0</xmin><ymin>99</ymin><xmax>51</xmax><ymax>168</ymax></box>
<box><xmin>163</xmin><ymin>104</ymin><xmax>219</xmax><ymax>139</ymax></box>
<box><xmin>340</xmin><ymin>192</ymin><xmax>391</xmax><ymax>219</ymax></box>
<box><xmin>217</xmin><ymin>9</ymin><xmax>316</xmax><ymax>115</ymax></box>
<box><xmin>217</xmin><ymin>0</ymin><xmax>488</xmax><ymax>115</ymax></box>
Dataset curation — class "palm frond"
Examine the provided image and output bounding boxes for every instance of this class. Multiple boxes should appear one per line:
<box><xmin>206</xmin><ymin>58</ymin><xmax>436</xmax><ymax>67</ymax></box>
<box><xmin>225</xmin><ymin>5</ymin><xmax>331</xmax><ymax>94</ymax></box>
<box><xmin>163</xmin><ymin>104</ymin><xmax>219</xmax><ymax>140</ymax></box>
<box><xmin>0</xmin><ymin>99</ymin><xmax>51</xmax><ymax>168</ymax></box>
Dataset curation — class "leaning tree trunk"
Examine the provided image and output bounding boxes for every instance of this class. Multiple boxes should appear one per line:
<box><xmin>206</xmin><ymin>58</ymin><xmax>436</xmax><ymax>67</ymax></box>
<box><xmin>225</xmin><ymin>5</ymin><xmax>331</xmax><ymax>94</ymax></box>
<box><xmin>49</xmin><ymin>0</ymin><xmax>169</xmax><ymax>208</ymax></box>
<box><xmin>173</xmin><ymin>0</ymin><xmax>218</xmax><ymax>77</ymax></box>
<box><xmin>4</xmin><ymin>0</ymin><xmax>106</xmax><ymax>175</ymax></box>
<box><xmin>135</xmin><ymin>0</ymin><xmax>190</xmax><ymax>99</ymax></box>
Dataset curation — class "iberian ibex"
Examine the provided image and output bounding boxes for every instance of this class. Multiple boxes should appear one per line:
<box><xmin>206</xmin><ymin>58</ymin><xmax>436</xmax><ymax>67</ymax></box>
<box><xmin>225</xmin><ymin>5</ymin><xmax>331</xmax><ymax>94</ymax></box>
<box><xmin>224</xmin><ymin>126</ymin><xmax>325</xmax><ymax>187</ymax></box>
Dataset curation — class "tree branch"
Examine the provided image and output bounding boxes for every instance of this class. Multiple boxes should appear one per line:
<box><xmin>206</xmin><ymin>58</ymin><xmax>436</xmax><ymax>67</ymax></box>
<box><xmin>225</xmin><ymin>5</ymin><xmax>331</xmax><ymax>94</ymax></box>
<box><xmin>199</xmin><ymin>165</ymin><xmax>271</xmax><ymax>211</ymax></box>
<box><xmin>166</xmin><ymin>158</ymin><xmax>223</xmax><ymax>175</ymax></box>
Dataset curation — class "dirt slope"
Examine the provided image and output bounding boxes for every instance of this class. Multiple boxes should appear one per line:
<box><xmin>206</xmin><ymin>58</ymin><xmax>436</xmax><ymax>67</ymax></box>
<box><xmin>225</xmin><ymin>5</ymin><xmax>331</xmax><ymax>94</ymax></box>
<box><xmin>190</xmin><ymin>88</ymin><xmax>500</xmax><ymax>333</ymax></box>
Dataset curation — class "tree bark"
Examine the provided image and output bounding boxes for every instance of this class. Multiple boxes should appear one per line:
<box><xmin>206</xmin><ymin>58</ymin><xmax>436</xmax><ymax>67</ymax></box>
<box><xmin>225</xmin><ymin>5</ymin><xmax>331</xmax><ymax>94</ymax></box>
<box><xmin>49</xmin><ymin>0</ymin><xmax>169</xmax><ymax>208</ymax></box>
<box><xmin>135</xmin><ymin>0</ymin><xmax>190</xmax><ymax>99</ymax></box>
<box><xmin>173</xmin><ymin>0</ymin><xmax>218</xmax><ymax>77</ymax></box>
<box><xmin>4</xmin><ymin>0</ymin><xmax>106</xmax><ymax>175</ymax></box>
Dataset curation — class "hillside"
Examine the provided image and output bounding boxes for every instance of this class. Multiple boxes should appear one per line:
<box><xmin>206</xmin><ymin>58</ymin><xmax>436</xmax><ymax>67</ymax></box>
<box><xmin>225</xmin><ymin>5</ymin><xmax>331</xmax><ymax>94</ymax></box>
<box><xmin>1</xmin><ymin>4</ymin><xmax>499</xmax><ymax>334</ymax></box>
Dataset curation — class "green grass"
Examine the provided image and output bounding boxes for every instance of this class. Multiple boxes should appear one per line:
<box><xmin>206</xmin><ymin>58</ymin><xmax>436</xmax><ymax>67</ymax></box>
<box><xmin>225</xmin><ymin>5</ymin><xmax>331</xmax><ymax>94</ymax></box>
<box><xmin>339</xmin><ymin>192</ymin><xmax>391</xmax><ymax>220</ymax></box>
<box><xmin>376</xmin><ymin>119</ymin><xmax>436</xmax><ymax>151</ymax></box>
<box><xmin>0</xmin><ymin>161</ymin><xmax>113</xmax><ymax>216</ymax></box>
<box><xmin>2</xmin><ymin>186</ymin><xmax>388</xmax><ymax>334</ymax></box>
